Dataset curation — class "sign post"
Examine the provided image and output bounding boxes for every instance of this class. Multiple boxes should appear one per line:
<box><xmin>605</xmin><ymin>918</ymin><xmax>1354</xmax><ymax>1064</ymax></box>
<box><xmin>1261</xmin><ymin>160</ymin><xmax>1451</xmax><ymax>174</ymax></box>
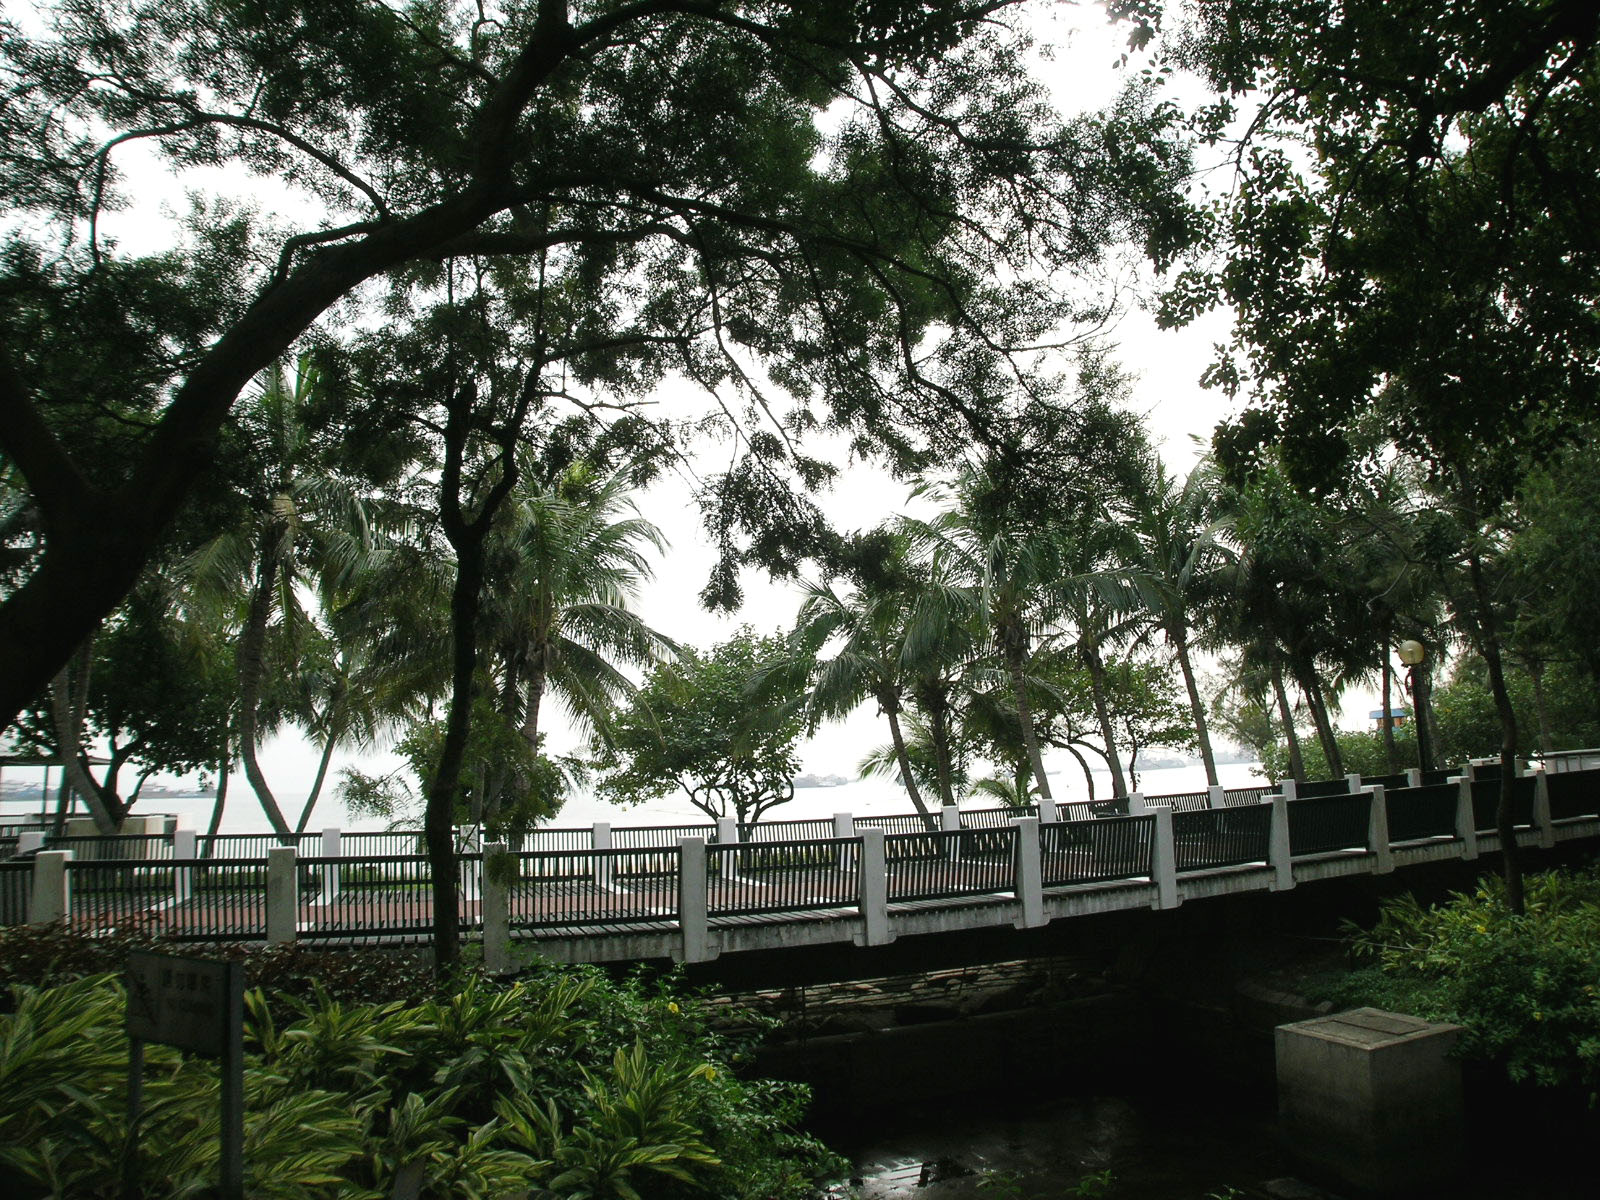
<box><xmin>125</xmin><ymin>951</ymin><xmax>245</xmax><ymax>1199</ymax></box>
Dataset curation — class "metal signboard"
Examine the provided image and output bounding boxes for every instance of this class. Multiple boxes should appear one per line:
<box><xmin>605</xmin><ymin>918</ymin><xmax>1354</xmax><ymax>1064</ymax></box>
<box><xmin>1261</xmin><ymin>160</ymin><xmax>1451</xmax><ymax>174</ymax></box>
<box><xmin>125</xmin><ymin>951</ymin><xmax>244</xmax><ymax>1199</ymax></box>
<box><xmin>126</xmin><ymin>951</ymin><xmax>239</xmax><ymax>1056</ymax></box>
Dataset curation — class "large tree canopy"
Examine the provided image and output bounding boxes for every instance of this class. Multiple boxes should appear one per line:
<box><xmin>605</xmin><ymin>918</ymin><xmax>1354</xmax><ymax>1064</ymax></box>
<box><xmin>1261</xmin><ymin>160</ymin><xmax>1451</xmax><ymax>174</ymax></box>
<box><xmin>1153</xmin><ymin>0</ymin><xmax>1600</xmax><ymax>492</ymax></box>
<box><xmin>0</xmin><ymin>0</ymin><xmax>1198</xmax><ymax>732</ymax></box>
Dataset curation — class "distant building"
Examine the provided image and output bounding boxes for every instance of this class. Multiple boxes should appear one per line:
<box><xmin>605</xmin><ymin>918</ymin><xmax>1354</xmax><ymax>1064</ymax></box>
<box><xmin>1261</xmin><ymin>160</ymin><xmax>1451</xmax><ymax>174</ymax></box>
<box><xmin>1369</xmin><ymin>708</ymin><xmax>1410</xmax><ymax>730</ymax></box>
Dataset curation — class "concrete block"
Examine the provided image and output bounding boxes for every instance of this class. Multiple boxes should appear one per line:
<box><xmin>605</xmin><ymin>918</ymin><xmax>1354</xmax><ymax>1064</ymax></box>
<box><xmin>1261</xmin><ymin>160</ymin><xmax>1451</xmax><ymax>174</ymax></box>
<box><xmin>481</xmin><ymin>841</ymin><xmax>511</xmax><ymax>974</ymax></box>
<box><xmin>940</xmin><ymin>804</ymin><xmax>961</xmax><ymax>831</ymax></box>
<box><xmin>677</xmin><ymin>837</ymin><xmax>711</xmax><ymax>963</ymax></box>
<box><xmin>266</xmin><ymin>846</ymin><xmax>298</xmax><ymax>944</ymax></box>
<box><xmin>1276</xmin><ymin>1007</ymin><xmax>1464</xmax><ymax>1195</ymax></box>
<box><xmin>856</xmin><ymin>827</ymin><xmax>891</xmax><ymax>946</ymax></box>
<box><xmin>29</xmin><ymin>849</ymin><xmax>70</xmax><ymax>923</ymax></box>
<box><xmin>1366</xmin><ymin>787</ymin><xmax>1393</xmax><ymax>874</ymax></box>
<box><xmin>1010</xmin><ymin>816</ymin><xmax>1044</xmax><ymax>928</ymax></box>
<box><xmin>1149</xmin><ymin>807</ymin><xmax>1178</xmax><ymax>910</ymax></box>
<box><xmin>1268</xmin><ymin>794</ymin><xmax>1294</xmax><ymax>892</ymax></box>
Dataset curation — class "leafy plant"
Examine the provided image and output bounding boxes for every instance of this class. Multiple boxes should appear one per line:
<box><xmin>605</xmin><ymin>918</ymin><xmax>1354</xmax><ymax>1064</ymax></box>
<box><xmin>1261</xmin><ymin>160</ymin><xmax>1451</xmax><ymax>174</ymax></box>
<box><xmin>1330</xmin><ymin>866</ymin><xmax>1600</xmax><ymax>1093</ymax></box>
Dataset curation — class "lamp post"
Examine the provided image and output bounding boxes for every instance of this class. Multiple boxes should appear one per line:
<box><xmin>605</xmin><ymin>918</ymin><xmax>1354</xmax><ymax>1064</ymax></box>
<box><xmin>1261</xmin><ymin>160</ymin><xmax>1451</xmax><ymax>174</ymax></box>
<box><xmin>1397</xmin><ymin>639</ymin><xmax>1433</xmax><ymax>770</ymax></box>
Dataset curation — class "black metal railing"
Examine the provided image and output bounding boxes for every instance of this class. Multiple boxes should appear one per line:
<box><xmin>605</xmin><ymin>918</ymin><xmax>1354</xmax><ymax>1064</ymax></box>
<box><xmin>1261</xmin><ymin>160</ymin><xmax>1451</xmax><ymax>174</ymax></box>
<box><xmin>296</xmin><ymin>854</ymin><xmax>435</xmax><ymax>943</ymax></box>
<box><xmin>1147</xmin><ymin>790</ymin><xmax>1211</xmax><ymax>812</ymax></box>
<box><xmin>1287</xmin><ymin>793</ymin><xmax>1371</xmax><ymax>856</ymax></box>
<box><xmin>520</xmin><ymin>826</ymin><xmax>593</xmax><ymax>853</ymax></box>
<box><xmin>63</xmin><ymin>858</ymin><xmax>173</xmax><ymax>934</ymax></box>
<box><xmin>1039</xmin><ymin>815</ymin><xmax>1154</xmax><ymax>886</ymax></box>
<box><xmin>707</xmin><ymin>838</ymin><xmax>859</xmax><ymax>916</ymax></box>
<box><xmin>1172</xmin><ymin>806</ymin><xmax>1271</xmax><ymax>871</ymax></box>
<box><xmin>1361</xmin><ymin>773</ymin><xmax>1410</xmax><ymax>792</ymax></box>
<box><xmin>1383</xmin><ymin>783</ymin><xmax>1459</xmax><ymax>842</ymax></box>
<box><xmin>960</xmin><ymin>806</ymin><xmax>1037</xmax><ymax>828</ymax></box>
<box><xmin>857</xmin><ymin>812</ymin><xmax>941</xmax><ymax>835</ymax></box>
<box><xmin>44</xmin><ymin>833</ymin><xmax>174</xmax><ymax>860</ymax></box>
<box><xmin>610</xmin><ymin>824</ymin><xmax>715</xmax><ymax>849</ymax></box>
<box><xmin>178</xmin><ymin>858</ymin><xmax>269</xmax><ymax>940</ymax></box>
<box><xmin>1419</xmin><ymin>768</ymin><xmax>1458</xmax><ymax>787</ymax></box>
<box><xmin>338</xmin><ymin>830</ymin><xmax>428</xmax><ymax>858</ymax></box>
<box><xmin>1</xmin><ymin>860</ymin><xmax>32</xmax><ymax>924</ymax></box>
<box><xmin>505</xmin><ymin>847</ymin><xmax>679</xmax><ymax>927</ymax></box>
<box><xmin>1546</xmin><ymin>770</ymin><xmax>1600</xmax><ymax>820</ymax></box>
<box><xmin>200</xmin><ymin>831</ymin><xmax>313</xmax><ymax>859</ymax></box>
<box><xmin>1223</xmin><ymin>787</ymin><xmax>1269</xmax><ymax>806</ymax></box>
<box><xmin>884</xmin><ymin>827</ymin><xmax>1017</xmax><ymax>903</ymax></box>
<box><xmin>1469</xmin><ymin>775</ymin><xmax>1536</xmax><ymax>833</ymax></box>
<box><xmin>1295</xmin><ymin>778</ymin><xmax>1354</xmax><ymax>799</ymax></box>
<box><xmin>746</xmin><ymin>819</ymin><xmax>835</xmax><ymax>843</ymax></box>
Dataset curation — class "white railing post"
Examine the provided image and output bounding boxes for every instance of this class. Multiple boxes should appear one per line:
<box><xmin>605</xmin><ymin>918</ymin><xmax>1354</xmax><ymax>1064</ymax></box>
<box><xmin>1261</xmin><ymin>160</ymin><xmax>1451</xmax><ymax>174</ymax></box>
<box><xmin>1345</xmin><ymin>773</ymin><xmax>1363</xmax><ymax>793</ymax></box>
<box><xmin>1127</xmin><ymin>792</ymin><xmax>1147</xmax><ymax>815</ymax></box>
<box><xmin>1405</xmin><ymin>768</ymin><xmax>1423</xmax><ymax>789</ymax></box>
<box><xmin>856</xmin><ymin>827</ymin><xmax>891</xmax><ymax>946</ymax></box>
<box><xmin>1281</xmin><ymin>778</ymin><xmax>1299</xmax><ymax>801</ymax></box>
<box><xmin>16</xmin><ymin>830</ymin><xmax>44</xmax><ymax>856</ymax></box>
<box><xmin>320</xmin><ymin>827</ymin><xmax>341</xmax><ymax>901</ymax></box>
<box><xmin>832</xmin><ymin>812</ymin><xmax>855</xmax><ymax>872</ymax></box>
<box><xmin>1531</xmin><ymin>770</ymin><xmax>1555</xmax><ymax>849</ymax></box>
<box><xmin>1011</xmin><ymin>816</ymin><xmax>1045</xmax><ymax>928</ymax></box>
<box><xmin>29</xmin><ymin>849</ymin><xmax>70</xmax><ymax>924</ymax></box>
<box><xmin>1149</xmin><ymin>807</ymin><xmax>1179</xmax><ymax>910</ymax></box>
<box><xmin>266</xmin><ymin>846</ymin><xmax>298</xmax><ymax>945</ymax></box>
<box><xmin>482</xmin><ymin>841</ymin><xmax>511</xmax><ymax>975</ymax></box>
<box><xmin>1207</xmin><ymin>785</ymin><xmax>1226</xmax><ymax>809</ymax></box>
<box><xmin>1269</xmin><ymin>794</ymin><xmax>1295</xmax><ymax>891</ymax></box>
<box><xmin>940</xmin><ymin>803</ymin><xmax>961</xmax><ymax>831</ymax></box>
<box><xmin>1367</xmin><ymin>786</ymin><xmax>1394</xmax><ymax>874</ymax></box>
<box><xmin>592</xmin><ymin>823</ymin><xmax>612</xmax><ymax>889</ymax></box>
<box><xmin>676</xmin><ymin>837</ymin><xmax>711</xmax><ymax>963</ymax></box>
<box><xmin>172</xmin><ymin>829</ymin><xmax>196</xmax><ymax>904</ymax></box>
<box><xmin>1454</xmin><ymin>776</ymin><xmax>1479</xmax><ymax>860</ymax></box>
<box><xmin>716</xmin><ymin>816</ymin><xmax>740</xmax><ymax>845</ymax></box>
<box><xmin>1036</xmin><ymin>797</ymin><xmax>1058</xmax><ymax>823</ymax></box>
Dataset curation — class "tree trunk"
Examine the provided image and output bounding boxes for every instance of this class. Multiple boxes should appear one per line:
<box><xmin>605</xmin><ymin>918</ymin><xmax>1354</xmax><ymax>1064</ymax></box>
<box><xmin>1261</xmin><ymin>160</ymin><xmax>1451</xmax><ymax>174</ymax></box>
<box><xmin>1294</xmin><ymin>660</ymin><xmax>1344</xmax><ymax>778</ymax></box>
<box><xmin>426</xmin><ymin>543</ymin><xmax>484</xmax><ymax>972</ymax></box>
<box><xmin>1171</xmin><ymin>625</ymin><xmax>1218</xmax><ymax>787</ymax></box>
<box><xmin>294</xmin><ymin>731</ymin><xmax>339</xmax><ymax>834</ymax></box>
<box><xmin>1063</xmin><ymin>742</ymin><xmax>1096</xmax><ymax>802</ymax></box>
<box><xmin>1271</xmin><ymin>662</ymin><xmax>1308</xmax><ymax>782</ymax></box>
<box><xmin>1528</xmin><ymin>659</ymin><xmax>1553</xmax><ymax>755</ymax></box>
<box><xmin>236</xmin><ymin>535</ymin><xmax>294</xmax><ymax>841</ymax></box>
<box><xmin>1010</xmin><ymin>655</ymin><xmax>1054</xmax><ymax>801</ymax></box>
<box><xmin>203</xmin><ymin>730</ymin><xmax>231</xmax><ymax>858</ymax></box>
<box><xmin>1380</xmin><ymin>644</ymin><xmax>1398</xmax><ymax>773</ymax></box>
<box><xmin>48</xmin><ymin>657</ymin><xmax>122</xmax><ymax>833</ymax></box>
<box><xmin>883</xmin><ymin>695</ymin><xmax>934</xmax><ymax>827</ymax></box>
<box><xmin>1081</xmin><ymin>647</ymin><xmax>1127</xmax><ymax>798</ymax></box>
<box><xmin>1466</xmin><ymin>548</ymin><xmax>1524</xmax><ymax>913</ymax></box>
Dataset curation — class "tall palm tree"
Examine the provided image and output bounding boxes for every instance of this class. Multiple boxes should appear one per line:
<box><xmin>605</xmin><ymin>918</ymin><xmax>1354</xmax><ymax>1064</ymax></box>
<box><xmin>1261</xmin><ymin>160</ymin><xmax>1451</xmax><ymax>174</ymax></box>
<box><xmin>905</xmin><ymin>467</ymin><xmax>1071</xmax><ymax>802</ymax></box>
<box><xmin>184</xmin><ymin>357</ymin><xmax>375</xmax><ymax>840</ymax></box>
<box><xmin>1125</xmin><ymin>458</ymin><xmax>1231</xmax><ymax>786</ymax></box>
<box><xmin>793</xmin><ymin>574</ymin><xmax>937</xmax><ymax>823</ymax></box>
<box><xmin>479</xmin><ymin>461</ymin><xmax>675</xmax><ymax>821</ymax></box>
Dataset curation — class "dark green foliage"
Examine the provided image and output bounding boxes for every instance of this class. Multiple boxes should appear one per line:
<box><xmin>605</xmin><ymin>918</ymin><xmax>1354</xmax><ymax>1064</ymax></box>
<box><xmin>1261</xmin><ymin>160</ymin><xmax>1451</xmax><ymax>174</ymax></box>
<box><xmin>1324</xmin><ymin>866</ymin><xmax>1600</xmax><ymax>1095</ymax></box>
<box><xmin>1259</xmin><ymin>729</ymin><xmax>1418</xmax><ymax>785</ymax></box>
<box><xmin>0</xmin><ymin>938</ymin><xmax>844</xmax><ymax>1198</ymax></box>
<box><xmin>596</xmin><ymin>628</ymin><xmax>807</xmax><ymax>829</ymax></box>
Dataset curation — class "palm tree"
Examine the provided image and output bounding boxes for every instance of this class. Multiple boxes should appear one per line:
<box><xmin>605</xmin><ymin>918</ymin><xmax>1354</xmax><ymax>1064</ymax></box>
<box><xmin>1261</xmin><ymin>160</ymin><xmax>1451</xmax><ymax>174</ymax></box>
<box><xmin>905</xmin><ymin>466</ymin><xmax>1071</xmax><ymax>802</ymax></box>
<box><xmin>793</xmin><ymin>574</ymin><xmax>938</xmax><ymax>823</ymax></box>
<box><xmin>183</xmin><ymin>356</ymin><xmax>375</xmax><ymax>840</ymax></box>
<box><xmin>478</xmin><ymin>461</ymin><xmax>675</xmax><ymax>822</ymax></box>
<box><xmin>1125</xmin><ymin>457</ymin><xmax>1230</xmax><ymax>786</ymax></box>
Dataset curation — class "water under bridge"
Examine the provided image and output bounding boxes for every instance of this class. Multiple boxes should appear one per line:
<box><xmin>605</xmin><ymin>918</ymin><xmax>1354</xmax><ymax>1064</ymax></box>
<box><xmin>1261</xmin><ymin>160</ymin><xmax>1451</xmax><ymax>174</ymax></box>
<box><xmin>4</xmin><ymin>759</ymin><xmax>1598</xmax><ymax>973</ymax></box>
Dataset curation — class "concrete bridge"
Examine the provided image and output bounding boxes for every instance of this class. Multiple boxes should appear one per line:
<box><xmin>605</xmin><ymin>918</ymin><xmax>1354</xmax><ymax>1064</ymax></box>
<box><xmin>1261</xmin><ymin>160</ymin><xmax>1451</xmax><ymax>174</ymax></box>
<box><xmin>4</xmin><ymin>761</ymin><xmax>1597</xmax><ymax>973</ymax></box>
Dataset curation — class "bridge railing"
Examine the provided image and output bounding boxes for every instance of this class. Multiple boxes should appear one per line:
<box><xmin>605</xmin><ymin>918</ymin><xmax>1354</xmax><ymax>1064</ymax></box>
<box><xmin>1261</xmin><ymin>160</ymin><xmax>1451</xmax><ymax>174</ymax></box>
<box><xmin>1040</xmin><ymin>815</ymin><xmax>1153</xmax><ymax>886</ymax></box>
<box><xmin>1469</xmin><ymin>775</ymin><xmax>1537</xmax><ymax>833</ymax></box>
<box><xmin>1172</xmin><ymin>805</ymin><xmax>1272</xmax><ymax>872</ymax></box>
<box><xmin>1383</xmin><ymin>783</ymin><xmax>1460</xmax><ymax>843</ymax></box>
<box><xmin>707</xmin><ymin>837</ymin><xmax>860</xmax><ymax>917</ymax></box>
<box><xmin>1286</xmin><ymin>792</ymin><xmax>1373</xmax><ymax>856</ymax></box>
<box><xmin>506</xmin><ymin>846</ymin><xmax>679</xmax><ymax>928</ymax></box>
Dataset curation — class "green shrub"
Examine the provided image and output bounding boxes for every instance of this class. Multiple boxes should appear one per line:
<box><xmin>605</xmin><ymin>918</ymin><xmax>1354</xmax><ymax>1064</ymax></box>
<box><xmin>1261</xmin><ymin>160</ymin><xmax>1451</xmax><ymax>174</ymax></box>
<box><xmin>1326</xmin><ymin>866</ymin><xmax>1600</xmax><ymax>1094</ymax></box>
<box><xmin>0</xmin><ymin>959</ymin><xmax>845</xmax><ymax>1198</ymax></box>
